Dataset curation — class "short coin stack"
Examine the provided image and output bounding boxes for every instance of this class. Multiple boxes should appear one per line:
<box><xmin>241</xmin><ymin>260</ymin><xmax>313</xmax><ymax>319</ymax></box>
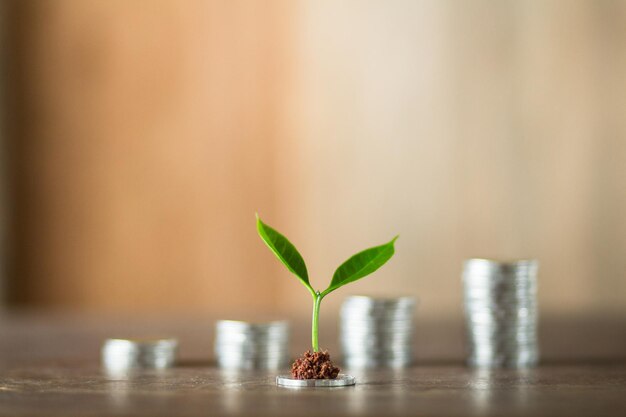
<box><xmin>462</xmin><ymin>258</ymin><xmax>539</xmax><ymax>368</ymax></box>
<box><xmin>214</xmin><ymin>320</ymin><xmax>290</xmax><ymax>370</ymax></box>
<box><xmin>101</xmin><ymin>338</ymin><xmax>178</xmax><ymax>372</ymax></box>
<box><xmin>340</xmin><ymin>296</ymin><xmax>415</xmax><ymax>368</ymax></box>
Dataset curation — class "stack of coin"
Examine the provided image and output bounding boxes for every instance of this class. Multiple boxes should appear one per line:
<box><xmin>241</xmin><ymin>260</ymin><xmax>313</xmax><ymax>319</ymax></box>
<box><xmin>214</xmin><ymin>320</ymin><xmax>290</xmax><ymax>370</ymax></box>
<box><xmin>340</xmin><ymin>296</ymin><xmax>415</xmax><ymax>368</ymax></box>
<box><xmin>462</xmin><ymin>258</ymin><xmax>539</xmax><ymax>368</ymax></box>
<box><xmin>101</xmin><ymin>338</ymin><xmax>178</xmax><ymax>372</ymax></box>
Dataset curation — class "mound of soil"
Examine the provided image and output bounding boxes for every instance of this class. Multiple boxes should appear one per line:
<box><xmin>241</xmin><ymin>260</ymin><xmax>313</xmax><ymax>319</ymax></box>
<box><xmin>291</xmin><ymin>350</ymin><xmax>340</xmax><ymax>380</ymax></box>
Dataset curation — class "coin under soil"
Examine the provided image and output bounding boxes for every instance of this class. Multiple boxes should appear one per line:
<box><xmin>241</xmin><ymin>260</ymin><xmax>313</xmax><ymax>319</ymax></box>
<box><xmin>276</xmin><ymin>374</ymin><xmax>356</xmax><ymax>387</ymax></box>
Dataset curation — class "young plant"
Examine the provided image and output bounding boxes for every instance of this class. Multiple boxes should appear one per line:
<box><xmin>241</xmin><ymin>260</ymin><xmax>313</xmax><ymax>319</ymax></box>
<box><xmin>256</xmin><ymin>214</ymin><xmax>398</xmax><ymax>352</ymax></box>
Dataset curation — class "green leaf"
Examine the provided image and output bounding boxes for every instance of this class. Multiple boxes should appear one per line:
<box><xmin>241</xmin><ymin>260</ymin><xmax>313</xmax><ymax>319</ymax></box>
<box><xmin>256</xmin><ymin>214</ymin><xmax>315</xmax><ymax>296</ymax></box>
<box><xmin>322</xmin><ymin>236</ymin><xmax>398</xmax><ymax>296</ymax></box>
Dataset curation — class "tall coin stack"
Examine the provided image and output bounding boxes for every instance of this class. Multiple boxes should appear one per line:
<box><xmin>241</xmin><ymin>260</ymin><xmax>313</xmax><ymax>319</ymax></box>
<box><xmin>463</xmin><ymin>258</ymin><xmax>539</xmax><ymax>368</ymax></box>
<box><xmin>340</xmin><ymin>296</ymin><xmax>415</xmax><ymax>369</ymax></box>
<box><xmin>101</xmin><ymin>338</ymin><xmax>178</xmax><ymax>372</ymax></box>
<box><xmin>214</xmin><ymin>320</ymin><xmax>290</xmax><ymax>370</ymax></box>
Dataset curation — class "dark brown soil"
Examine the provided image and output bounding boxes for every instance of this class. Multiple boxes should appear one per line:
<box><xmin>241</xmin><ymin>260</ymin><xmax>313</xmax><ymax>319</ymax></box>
<box><xmin>291</xmin><ymin>350</ymin><xmax>340</xmax><ymax>380</ymax></box>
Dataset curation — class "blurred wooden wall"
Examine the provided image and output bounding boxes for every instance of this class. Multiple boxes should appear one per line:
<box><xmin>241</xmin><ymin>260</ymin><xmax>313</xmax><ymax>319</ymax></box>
<box><xmin>5</xmin><ymin>0</ymin><xmax>292</xmax><ymax>313</ymax></box>
<box><xmin>277</xmin><ymin>0</ymin><xmax>626</xmax><ymax>320</ymax></box>
<box><xmin>0</xmin><ymin>0</ymin><xmax>7</xmax><ymax>304</ymax></box>
<box><xmin>3</xmin><ymin>0</ymin><xmax>626</xmax><ymax>320</ymax></box>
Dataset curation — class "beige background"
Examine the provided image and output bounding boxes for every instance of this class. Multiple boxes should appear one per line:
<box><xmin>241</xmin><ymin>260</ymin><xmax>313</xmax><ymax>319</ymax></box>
<box><xmin>3</xmin><ymin>0</ymin><xmax>626</xmax><ymax>321</ymax></box>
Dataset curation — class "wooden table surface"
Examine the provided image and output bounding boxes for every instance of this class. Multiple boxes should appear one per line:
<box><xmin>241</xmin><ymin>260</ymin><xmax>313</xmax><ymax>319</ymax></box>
<box><xmin>0</xmin><ymin>311</ymin><xmax>625</xmax><ymax>417</ymax></box>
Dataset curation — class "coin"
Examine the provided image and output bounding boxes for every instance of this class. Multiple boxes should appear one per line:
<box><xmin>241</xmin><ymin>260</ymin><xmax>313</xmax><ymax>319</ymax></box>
<box><xmin>276</xmin><ymin>374</ymin><xmax>356</xmax><ymax>387</ymax></box>
<box><xmin>339</xmin><ymin>296</ymin><xmax>415</xmax><ymax>369</ymax></box>
<box><xmin>101</xmin><ymin>338</ymin><xmax>178</xmax><ymax>372</ymax></box>
<box><xmin>214</xmin><ymin>320</ymin><xmax>290</xmax><ymax>370</ymax></box>
<box><xmin>463</xmin><ymin>258</ymin><xmax>539</xmax><ymax>368</ymax></box>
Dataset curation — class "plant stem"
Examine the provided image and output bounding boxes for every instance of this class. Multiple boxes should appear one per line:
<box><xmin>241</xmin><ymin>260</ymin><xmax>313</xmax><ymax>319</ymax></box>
<box><xmin>311</xmin><ymin>291</ymin><xmax>323</xmax><ymax>352</ymax></box>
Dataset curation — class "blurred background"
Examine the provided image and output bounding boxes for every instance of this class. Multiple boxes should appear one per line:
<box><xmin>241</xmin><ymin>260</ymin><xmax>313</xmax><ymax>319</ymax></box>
<box><xmin>0</xmin><ymin>0</ymin><xmax>624</xmax><ymax>324</ymax></box>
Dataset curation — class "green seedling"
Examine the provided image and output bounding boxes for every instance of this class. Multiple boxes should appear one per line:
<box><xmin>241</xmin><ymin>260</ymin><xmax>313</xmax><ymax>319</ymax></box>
<box><xmin>256</xmin><ymin>214</ymin><xmax>398</xmax><ymax>352</ymax></box>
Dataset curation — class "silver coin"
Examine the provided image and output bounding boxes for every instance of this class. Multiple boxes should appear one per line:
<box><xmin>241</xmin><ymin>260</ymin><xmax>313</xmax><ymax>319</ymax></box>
<box><xmin>215</xmin><ymin>333</ymin><xmax>288</xmax><ymax>341</ymax></box>
<box><xmin>215</xmin><ymin>331</ymin><xmax>289</xmax><ymax>339</ymax></box>
<box><xmin>340</xmin><ymin>335</ymin><xmax>413</xmax><ymax>343</ymax></box>
<box><xmin>468</xmin><ymin>331</ymin><xmax>537</xmax><ymax>338</ymax></box>
<box><xmin>341</xmin><ymin>310</ymin><xmax>414</xmax><ymax>317</ymax></box>
<box><xmin>464</xmin><ymin>295</ymin><xmax>536</xmax><ymax>302</ymax></box>
<box><xmin>342</xmin><ymin>345</ymin><xmax>412</xmax><ymax>356</ymax></box>
<box><xmin>344</xmin><ymin>343</ymin><xmax>413</xmax><ymax>351</ymax></box>
<box><xmin>464</xmin><ymin>305</ymin><xmax>537</xmax><ymax>314</ymax></box>
<box><xmin>463</xmin><ymin>291</ymin><xmax>537</xmax><ymax>299</ymax></box>
<box><xmin>463</xmin><ymin>271</ymin><xmax>538</xmax><ymax>282</ymax></box>
<box><xmin>463</xmin><ymin>258</ymin><xmax>538</xmax><ymax>274</ymax></box>
<box><xmin>217</xmin><ymin>319</ymin><xmax>288</xmax><ymax>328</ymax></box>
<box><xmin>468</xmin><ymin>340</ymin><xmax>537</xmax><ymax>348</ymax></box>
<box><xmin>465</xmin><ymin>317</ymin><xmax>538</xmax><ymax>326</ymax></box>
<box><xmin>342</xmin><ymin>302</ymin><xmax>415</xmax><ymax>309</ymax></box>
<box><xmin>463</xmin><ymin>284</ymin><xmax>537</xmax><ymax>293</ymax></box>
<box><xmin>340</xmin><ymin>327</ymin><xmax>414</xmax><ymax>336</ymax></box>
<box><xmin>465</xmin><ymin>312</ymin><xmax>536</xmax><ymax>319</ymax></box>
<box><xmin>469</xmin><ymin>342</ymin><xmax>538</xmax><ymax>351</ymax></box>
<box><xmin>215</xmin><ymin>343</ymin><xmax>288</xmax><ymax>352</ymax></box>
<box><xmin>215</xmin><ymin>349</ymin><xmax>289</xmax><ymax>357</ymax></box>
<box><xmin>343</xmin><ymin>295</ymin><xmax>416</xmax><ymax>305</ymax></box>
<box><xmin>214</xmin><ymin>320</ymin><xmax>290</xmax><ymax>370</ymax></box>
<box><xmin>219</xmin><ymin>360</ymin><xmax>288</xmax><ymax>370</ymax></box>
<box><xmin>468</xmin><ymin>357</ymin><xmax>538</xmax><ymax>368</ymax></box>
<box><xmin>340</xmin><ymin>316</ymin><xmax>414</xmax><ymax>325</ymax></box>
<box><xmin>342</xmin><ymin>357</ymin><xmax>413</xmax><ymax>369</ymax></box>
<box><xmin>342</xmin><ymin>322</ymin><xmax>413</xmax><ymax>329</ymax></box>
<box><xmin>463</xmin><ymin>268</ymin><xmax>538</xmax><ymax>277</ymax></box>
<box><xmin>342</xmin><ymin>354</ymin><xmax>413</xmax><ymax>361</ymax></box>
<box><xmin>343</xmin><ymin>351</ymin><xmax>414</xmax><ymax>359</ymax></box>
<box><xmin>101</xmin><ymin>338</ymin><xmax>178</xmax><ymax>371</ymax></box>
<box><xmin>341</xmin><ymin>354</ymin><xmax>414</xmax><ymax>363</ymax></box>
<box><xmin>276</xmin><ymin>374</ymin><xmax>355</xmax><ymax>387</ymax></box>
<box><xmin>468</xmin><ymin>335</ymin><xmax>537</xmax><ymax>344</ymax></box>
<box><xmin>469</xmin><ymin>350</ymin><xmax>539</xmax><ymax>360</ymax></box>
<box><xmin>462</xmin><ymin>258</ymin><xmax>539</xmax><ymax>369</ymax></box>
<box><xmin>341</xmin><ymin>340</ymin><xmax>413</xmax><ymax>355</ymax></box>
<box><xmin>215</xmin><ymin>328</ymin><xmax>289</xmax><ymax>335</ymax></box>
<box><xmin>466</xmin><ymin>313</ymin><xmax>533</xmax><ymax>319</ymax></box>
<box><xmin>339</xmin><ymin>326</ymin><xmax>414</xmax><ymax>334</ymax></box>
<box><xmin>467</xmin><ymin>322</ymin><xmax>537</xmax><ymax>331</ymax></box>
<box><xmin>215</xmin><ymin>352</ymin><xmax>289</xmax><ymax>360</ymax></box>
<box><xmin>341</xmin><ymin>306</ymin><xmax>415</xmax><ymax>314</ymax></box>
<box><xmin>469</xmin><ymin>350</ymin><xmax>538</xmax><ymax>361</ymax></box>
<box><xmin>465</xmin><ymin>301</ymin><xmax>536</xmax><ymax>306</ymax></box>
<box><xmin>339</xmin><ymin>296</ymin><xmax>415</xmax><ymax>370</ymax></box>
